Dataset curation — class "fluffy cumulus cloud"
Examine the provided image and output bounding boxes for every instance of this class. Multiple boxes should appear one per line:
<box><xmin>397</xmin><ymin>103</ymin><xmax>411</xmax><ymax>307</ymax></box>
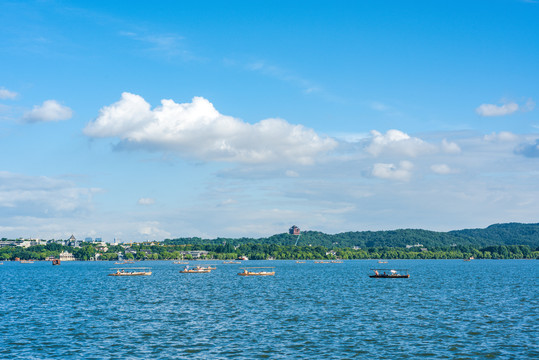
<box><xmin>366</xmin><ymin>129</ymin><xmax>436</xmax><ymax>157</ymax></box>
<box><xmin>372</xmin><ymin>161</ymin><xmax>413</xmax><ymax>181</ymax></box>
<box><xmin>23</xmin><ymin>100</ymin><xmax>73</xmax><ymax>123</ymax></box>
<box><xmin>85</xmin><ymin>93</ymin><xmax>337</xmax><ymax>165</ymax></box>
<box><xmin>0</xmin><ymin>87</ymin><xmax>18</xmax><ymax>100</ymax></box>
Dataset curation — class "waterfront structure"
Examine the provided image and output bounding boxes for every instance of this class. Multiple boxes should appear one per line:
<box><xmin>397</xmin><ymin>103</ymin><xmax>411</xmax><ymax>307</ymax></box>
<box><xmin>59</xmin><ymin>251</ymin><xmax>76</xmax><ymax>261</ymax></box>
<box><xmin>181</xmin><ymin>251</ymin><xmax>209</xmax><ymax>259</ymax></box>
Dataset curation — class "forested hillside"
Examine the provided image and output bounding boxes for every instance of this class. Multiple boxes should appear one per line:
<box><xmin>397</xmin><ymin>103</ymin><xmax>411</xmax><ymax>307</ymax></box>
<box><xmin>165</xmin><ymin>223</ymin><xmax>539</xmax><ymax>248</ymax></box>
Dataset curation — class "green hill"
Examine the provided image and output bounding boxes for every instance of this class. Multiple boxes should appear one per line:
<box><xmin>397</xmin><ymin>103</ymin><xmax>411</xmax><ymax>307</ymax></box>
<box><xmin>165</xmin><ymin>222</ymin><xmax>539</xmax><ymax>249</ymax></box>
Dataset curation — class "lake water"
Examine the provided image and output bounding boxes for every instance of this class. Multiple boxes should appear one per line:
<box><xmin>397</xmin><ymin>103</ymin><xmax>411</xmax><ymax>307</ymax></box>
<box><xmin>1</xmin><ymin>260</ymin><xmax>537</xmax><ymax>359</ymax></box>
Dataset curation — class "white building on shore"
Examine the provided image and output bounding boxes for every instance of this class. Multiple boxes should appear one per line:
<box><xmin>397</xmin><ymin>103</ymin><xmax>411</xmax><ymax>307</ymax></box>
<box><xmin>59</xmin><ymin>251</ymin><xmax>76</xmax><ymax>261</ymax></box>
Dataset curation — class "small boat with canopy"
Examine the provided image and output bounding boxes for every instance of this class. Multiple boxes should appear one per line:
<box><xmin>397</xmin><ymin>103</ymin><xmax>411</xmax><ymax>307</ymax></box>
<box><xmin>369</xmin><ymin>269</ymin><xmax>409</xmax><ymax>278</ymax></box>
<box><xmin>180</xmin><ymin>265</ymin><xmax>212</xmax><ymax>273</ymax></box>
<box><xmin>238</xmin><ymin>267</ymin><xmax>275</xmax><ymax>276</ymax></box>
<box><xmin>108</xmin><ymin>267</ymin><xmax>152</xmax><ymax>276</ymax></box>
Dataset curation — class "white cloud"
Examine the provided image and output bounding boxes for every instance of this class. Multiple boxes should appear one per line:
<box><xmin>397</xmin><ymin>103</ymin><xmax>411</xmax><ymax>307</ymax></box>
<box><xmin>523</xmin><ymin>98</ymin><xmax>535</xmax><ymax>112</ymax></box>
<box><xmin>137</xmin><ymin>197</ymin><xmax>155</xmax><ymax>205</ymax></box>
<box><xmin>218</xmin><ymin>198</ymin><xmax>237</xmax><ymax>207</ymax></box>
<box><xmin>119</xmin><ymin>30</ymin><xmax>198</xmax><ymax>61</ymax></box>
<box><xmin>475</xmin><ymin>102</ymin><xmax>519</xmax><ymax>117</ymax></box>
<box><xmin>484</xmin><ymin>131</ymin><xmax>519</xmax><ymax>142</ymax></box>
<box><xmin>430</xmin><ymin>164</ymin><xmax>453</xmax><ymax>175</ymax></box>
<box><xmin>370</xmin><ymin>101</ymin><xmax>390</xmax><ymax>112</ymax></box>
<box><xmin>285</xmin><ymin>170</ymin><xmax>300</xmax><ymax>177</ymax></box>
<box><xmin>441</xmin><ymin>139</ymin><xmax>461</xmax><ymax>153</ymax></box>
<box><xmin>0</xmin><ymin>87</ymin><xmax>18</xmax><ymax>100</ymax></box>
<box><xmin>23</xmin><ymin>100</ymin><xmax>73</xmax><ymax>123</ymax></box>
<box><xmin>372</xmin><ymin>161</ymin><xmax>413</xmax><ymax>181</ymax></box>
<box><xmin>0</xmin><ymin>171</ymin><xmax>99</xmax><ymax>216</ymax></box>
<box><xmin>366</xmin><ymin>129</ymin><xmax>436</xmax><ymax>157</ymax></box>
<box><xmin>84</xmin><ymin>92</ymin><xmax>337</xmax><ymax>165</ymax></box>
<box><xmin>138</xmin><ymin>221</ymin><xmax>171</xmax><ymax>239</ymax></box>
<box><xmin>246</xmin><ymin>60</ymin><xmax>320</xmax><ymax>94</ymax></box>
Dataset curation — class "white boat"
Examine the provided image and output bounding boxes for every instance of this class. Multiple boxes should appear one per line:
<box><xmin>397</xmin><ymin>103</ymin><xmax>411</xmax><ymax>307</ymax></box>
<box><xmin>238</xmin><ymin>267</ymin><xmax>275</xmax><ymax>276</ymax></box>
<box><xmin>108</xmin><ymin>267</ymin><xmax>152</xmax><ymax>276</ymax></box>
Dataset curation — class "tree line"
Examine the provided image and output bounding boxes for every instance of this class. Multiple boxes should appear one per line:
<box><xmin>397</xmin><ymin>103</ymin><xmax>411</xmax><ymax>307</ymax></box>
<box><xmin>1</xmin><ymin>242</ymin><xmax>537</xmax><ymax>261</ymax></box>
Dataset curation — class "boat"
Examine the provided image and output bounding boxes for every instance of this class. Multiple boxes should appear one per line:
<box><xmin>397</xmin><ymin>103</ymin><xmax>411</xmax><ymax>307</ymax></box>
<box><xmin>223</xmin><ymin>260</ymin><xmax>241</xmax><ymax>264</ymax></box>
<box><xmin>314</xmin><ymin>260</ymin><xmax>330</xmax><ymax>264</ymax></box>
<box><xmin>463</xmin><ymin>256</ymin><xmax>474</xmax><ymax>261</ymax></box>
<box><xmin>237</xmin><ymin>256</ymin><xmax>249</xmax><ymax>261</ymax></box>
<box><xmin>369</xmin><ymin>269</ymin><xmax>409</xmax><ymax>278</ymax></box>
<box><xmin>331</xmin><ymin>260</ymin><xmax>343</xmax><ymax>263</ymax></box>
<box><xmin>180</xmin><ymin>265</ymin><xmax>211</xmax><ymax>273</ymax></box>
<box><xmin>296</xmin><ymin>261</ymin><xmax>306</xmax><ymax>263</ymax></box>
<box><xmin>20</xmin><ymin>260</ymin><xmax>34</xmax><ymax>264</ymax></box>
<box><xmin>108</xmin><ymin>267</ymin><xmax>152</xmax><ymax>276</ymax></box>
<box><xmin>52</xmin><ymin>259</ymin><xmax>61</xmax><ymax>265</ymax></box>
<box><xmin>378</xmin><ymin>260</ymin><xmax>388</xmax><ymax>264</ymax></box>
<box><xmin>173</xmin><ymin>261</ymin><xmax>189</xmax><ymax>264</ymax></box>
<box><xmin>238</xmin><ymin>267</ymin><xmax>275</xmax><ymax>276</ymax></box>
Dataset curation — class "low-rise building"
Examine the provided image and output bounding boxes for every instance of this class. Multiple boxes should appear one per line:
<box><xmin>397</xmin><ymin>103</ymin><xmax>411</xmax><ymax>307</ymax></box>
<box><xmin>0</xmin><ymin>241</ymin><xmax>17</xmax><ymax>248</ymax></box>
<box><xmin>59</xmin><ymin>251</ymin><xmax>76</xmax><ymax>261</ymax></box>
<box><xmin>181</xmin><ymin>250</ymin><xmax>209</xmax><ymax>259</ymax></box>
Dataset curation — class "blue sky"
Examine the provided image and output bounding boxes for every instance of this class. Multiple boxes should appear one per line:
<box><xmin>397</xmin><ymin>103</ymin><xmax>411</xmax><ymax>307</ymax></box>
<box><xmin>1</xmin><ymin>0</ymin><xmax>538</xmax><ymax>242</ymax></box>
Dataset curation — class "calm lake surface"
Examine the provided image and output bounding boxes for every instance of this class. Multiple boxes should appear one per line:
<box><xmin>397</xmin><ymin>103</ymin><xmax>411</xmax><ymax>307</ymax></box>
<box><xmin>1</xmin><ymin>260</ymin><xmax>537</xmax><ymax>359</ymax></box>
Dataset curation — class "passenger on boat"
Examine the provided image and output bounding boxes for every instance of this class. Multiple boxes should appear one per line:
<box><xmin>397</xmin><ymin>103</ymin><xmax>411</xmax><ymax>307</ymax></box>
<box><xmin>374</xmin><ymin>270</ymin><xmax>379</xmax><ymax>275</ymax></box>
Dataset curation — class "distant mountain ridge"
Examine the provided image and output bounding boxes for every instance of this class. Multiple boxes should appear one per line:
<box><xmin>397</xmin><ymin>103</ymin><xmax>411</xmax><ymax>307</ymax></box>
<box><xmin>166</xmin><ymin>222</ymin><xmax>539</xmax><ymax>248</ymax></box>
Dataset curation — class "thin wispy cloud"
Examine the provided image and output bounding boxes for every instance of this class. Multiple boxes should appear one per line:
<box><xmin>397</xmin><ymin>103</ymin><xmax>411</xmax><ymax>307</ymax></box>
<box><xmin>476</xmin><ymin>102</ymin><xmax>519</xmax><ymax>117</ymax></box>
<box><xmin>119</xmin><ymin>30</ymin><xmax>198</xmax><ymax>61</ymax></box>
<box><xmin>475</xmin><ymin>99</ymin><xmax>534</xmax><ymax>117</ymax></box>
<box><xmin>0</xmin><ymin>87</ymin><xmax>18</xmax><ymax>100</ymax></box>
<box><xmin>244</xmin><ymin>59</ymin><xmax>343</xmax><ymax>102</ymax></box>
<box><xmin>368</xmin><ymin>101</ymin><xmax>403</xmax><ymax>117</ymax></box>
<box><xmin>484</xmin><ymin>131</ymin><xmax>519</xmax><ymax>142</ymax></box>
<box><xmin>0</xmin><ymin>171</ymin><xmax>99</xmax><ymax>217</ymax></box>
<box><xmin>430</xmin><ymin>164</ymin><xmax>453</xmax><ymax>175</ymax></box>
<box><xmin>137</xmin><ymin>197</ymin><xmax>155</xmax><ymax>205</ymax></box>
<box><xmin>246</xmin><ymin>60</ymin><xmax>322</xmax><ymax>94</ymax></box>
